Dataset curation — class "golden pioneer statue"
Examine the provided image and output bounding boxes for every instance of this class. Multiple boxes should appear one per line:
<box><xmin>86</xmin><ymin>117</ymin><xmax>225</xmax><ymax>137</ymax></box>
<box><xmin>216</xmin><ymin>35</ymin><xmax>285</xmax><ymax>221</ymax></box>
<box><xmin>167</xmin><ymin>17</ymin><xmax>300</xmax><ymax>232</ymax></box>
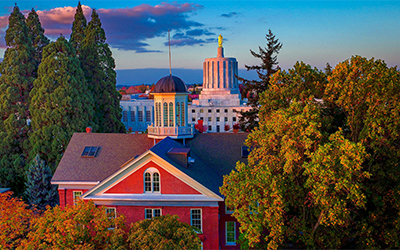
<box><xmin>218</xmin><ymin>34</ymin><xmax>223</xmax><ymax>47</ymax></box>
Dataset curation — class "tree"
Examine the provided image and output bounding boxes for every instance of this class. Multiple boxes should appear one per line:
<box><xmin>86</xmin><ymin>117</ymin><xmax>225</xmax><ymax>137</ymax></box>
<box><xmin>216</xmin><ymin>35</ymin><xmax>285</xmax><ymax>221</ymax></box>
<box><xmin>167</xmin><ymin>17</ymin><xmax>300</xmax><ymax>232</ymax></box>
<box><xmin>0</xmin><ymin>192</ymin><xmax>36</xmax><ymax>249</ymax></box>
<box><xmin>221</xmin><ymin>57</ymin><xmax>400</xmax><ymax>249</ymax></box>
<box><xmin>0</xmin><ymin>5</ymin><xmax>36</xmax><ymax>195</ymax></box>
<box><xmin>70</xmin><ymin>1</ymin><xmax>87</xmax><ymax>57</ymax></box>
<box><xmin>26</xmin><ymin>8</ymin><xmax>49</xmax><ymax>76</ymax></box>
<box><xmin>29</xmin><ymin>36</ymin><xmax>94</xmax><ymax>171</ymax></box>
<box><xmin>20</xmin><ymin>200</ymin><xmax>127</xmax><ymax>249</ymax></box>
<box><xmin>128</xmin><ymin>214</ymin><xmax>201</xmax><ymax>250</ymax></box>
<box><xmin>80</xmin><ymin>9</ymin><xmax>125</xmax><ymax>133</ymax></box>
<box><xmin>24</xmin><ymin>155</ymin><xmax>58</xmax><ymax>211</ymax></box>
<box><xmin>237</xmin><ymin>29</ymin><xmax>282</xmax><ymax>132</ymax></box>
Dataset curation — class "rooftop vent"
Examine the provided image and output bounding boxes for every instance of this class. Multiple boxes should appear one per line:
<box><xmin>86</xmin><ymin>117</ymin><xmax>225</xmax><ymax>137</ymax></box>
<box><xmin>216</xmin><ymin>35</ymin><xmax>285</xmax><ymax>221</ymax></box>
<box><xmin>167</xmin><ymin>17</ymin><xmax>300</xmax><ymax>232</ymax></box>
<box><xmin>167</xmin><ymin>147</ymin><xmax>191</xmax><ymax>168</ymax></box>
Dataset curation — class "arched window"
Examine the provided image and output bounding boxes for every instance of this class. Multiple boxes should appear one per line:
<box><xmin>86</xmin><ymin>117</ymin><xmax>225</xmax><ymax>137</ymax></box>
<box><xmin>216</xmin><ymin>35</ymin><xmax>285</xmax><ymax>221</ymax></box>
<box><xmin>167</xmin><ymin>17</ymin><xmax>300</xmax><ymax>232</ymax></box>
<box><xmin>181</xmin><ymin>102</ymin><xmax>185</xmax><ymax>126</ymax></box>
<box><xmin>169</xmin><ymin>102</ymin><xmax>173</xmax><ymax>127</ymax></box>
<box><xmin>144</xmin><ymin>168</ymin><xmax>160</xmax><ymax>193</ymax></box>
<box><xmin>157</xmin><ymin>102</ymin><xmax>161</xmax><ymax>126</ymax></box>
<box><xmin>163</xmin><ymin>103</ymin><xmax>168</xmax><ymax>127</ymax></box>
<box><xmin>176</xmin><ymin>102</ymin><xmax>181</xmax><ymax>126</ymax></box>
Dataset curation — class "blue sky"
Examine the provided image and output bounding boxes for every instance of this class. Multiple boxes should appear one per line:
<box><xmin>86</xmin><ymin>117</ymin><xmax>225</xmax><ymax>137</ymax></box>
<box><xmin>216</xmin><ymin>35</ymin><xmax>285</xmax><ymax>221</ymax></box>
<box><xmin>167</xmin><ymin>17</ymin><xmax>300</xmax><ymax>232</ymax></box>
<box><xmin>0</xmin><ymin>1</ymin><xmax>399</xmax><ymax>79</ymax></box>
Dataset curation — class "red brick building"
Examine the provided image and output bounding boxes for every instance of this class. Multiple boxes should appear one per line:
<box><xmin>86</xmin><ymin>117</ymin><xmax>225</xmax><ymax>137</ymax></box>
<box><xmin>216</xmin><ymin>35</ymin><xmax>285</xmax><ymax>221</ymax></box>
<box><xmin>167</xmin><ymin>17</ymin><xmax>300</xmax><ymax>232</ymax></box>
<box><xmin>52</xmin><ymin>75</ymin><xmax>248</xmax><ymax>249</ymax></box>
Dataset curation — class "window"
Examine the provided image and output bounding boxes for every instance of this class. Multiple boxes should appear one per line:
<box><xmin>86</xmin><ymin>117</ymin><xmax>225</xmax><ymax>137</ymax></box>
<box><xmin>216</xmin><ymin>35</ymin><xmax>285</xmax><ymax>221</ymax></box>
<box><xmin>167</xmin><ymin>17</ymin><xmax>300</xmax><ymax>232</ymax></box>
<box><xmin>81</xmin><ymin>146</ymin><xmax>100</xmax><ymax>157</ymax></box>
<box><xmin>208</xmin><ymin>117</ymin><xmax>212</xmax><ymax>122</ymax></box>
<box><xmin>224</xmin><ymin>117</ymin><xmax>228</xmax><ymax>122</ymax></box>
<box><xmin>216</xmin><ymin>125</ymin><xmax>220</xmax><ymax>132</ymax></box>
<box><xmin>122</xmin><ymin>111</ymin><xmax>128</xmax><ymax>122</ymax></box>
<box><xmin>224</xmin><ymin>109</ymin><xmax>228</xmax><ymax>113</ymax></box>
<box><xmin>130</xmin><ymin>111</ymin><xmax>135</xmax><ymax>122</ymax></box>
<box><xmin>216</xmin><ymin>109</ymin><xmax>220</xmax><ymax>113</ymax></box>
<box><xmin>145</xmin><ymin>208</ymin><xmax>161</xmax><ymax>219</ymax></box>
<box><xmin>169</xmin><ymin>102</ymin><xmax>173</xmax><ymax>127</ymax></box>
<box><xmin>146</xmin><ymin>110</ymin><xmax>151</xmax><ymax>122</ymax></box>
<box><xmin>138</xmin><ymin>111</ymin><xmax>143</xmax><ymax>122</ymax></box>
<box><xmin>192</xmin><ymin>117</ymin><xmax>196</xmax><ymax>122</ymax></box>
<box><xmin>226</xmin><ymin>221</ymin><xmax>236</xmax><ymax>245</ymax></box>
<box><xmin>200</xmin><ymin>109</ymin><xmax>203</xmax><ymax>113</ymax></box>
<box><xmin>144</xmin><ymin>168</ymin><xmax>160</xmax><ymax>193</ymax></box>
<box><xmin>156</xmin><ymin>102</ymin><xmax>161</xmax><ymax>126</ymax></box>
<box><xmin>181</xmin><ymin>102</ymin><xmax>185</xmax><ymax>126</ymax></box>
<box><xmin>191</xmin><ymin>209</ymin><xmax>202</xmax><ymax>231</ymax></box>
<box><xmin>105</xmin><ymin>207</ymin><xmax>116</xmax><ymax>220</ymax></box>
<box><xmin>233</xmin><ymin>109</ymin><xmax>237</xmax><ymax>112</ymax></box>
<box><xmin>163</xmin><ymin>103</ymin><xmax>168</xmax><ymax>126</ymax></box>
<box><xmin>225</xmin><ymin>205</ymin><xmax>234</xmax><ymax>214</ymax></box>
<box><xmin>208</xmin><ymin>109</ymin><xmax>212</xmax><ymax>113</ymax></box>
<box><xmin>208</xmin><ymin>125</ymin><xmax>212</xmax><ymax>131</ymax></box>
<box><xmin>73</xmin><ymin>191</ymin><xmax>82</xmax><ymax>206</ymax></box>
<box><xmin>200</xmin><ymin>117</ymin><xmax>203</xmax><ymax>120</ymax></box>
<box><xmin>216</xmin><ymin>117</ymin><xmax>220</xmax><ymax>122</ymax></box>
<box><xmin>176</xmin><ymin>102</ymin><xmax>181</xmax><ymax>126</ymax></box>
<box><xmin>233</xmin><ymin>117</ymin><xmax>237</xmax><ymax>122</ymax></box>
<box><xmin>192</xmin><ymin>109</ymin><xmax>195</xmax><ymax>113</ymax></box>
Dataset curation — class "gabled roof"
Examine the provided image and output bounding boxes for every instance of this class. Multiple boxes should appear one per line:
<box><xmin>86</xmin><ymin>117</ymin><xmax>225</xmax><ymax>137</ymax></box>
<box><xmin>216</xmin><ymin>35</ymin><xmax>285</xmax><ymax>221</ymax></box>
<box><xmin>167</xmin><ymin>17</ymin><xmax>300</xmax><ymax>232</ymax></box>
<box><xmin>52</xmin><ymin>133</ymin><xmax>154</xmax><ymax>183</ymax></box>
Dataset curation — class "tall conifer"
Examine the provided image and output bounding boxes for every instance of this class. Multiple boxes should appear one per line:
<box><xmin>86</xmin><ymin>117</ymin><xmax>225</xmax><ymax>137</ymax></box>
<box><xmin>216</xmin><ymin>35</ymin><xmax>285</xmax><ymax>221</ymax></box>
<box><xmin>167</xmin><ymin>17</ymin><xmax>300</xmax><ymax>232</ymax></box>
<box><xmin>0</xmin><ymin>5</ymin><xmax>36</xmax><ymax>195</ymax></box>
<box><xmin>81</xmin><ymin>9</ymin><xmax>125</xmax><ymax>133</ymax></box>
<box><xmin>26</xmin><ymin>8</ymin><xmax>49</xmax><ymax>75</ymax></box>
<box><xmin>237</xmin><ymin>29</ymin><xmax>282</xmax><ymax>131</ymax></box>
<box><xmin>29</xmin><ymin>36</ymin><xmax>94</xmax><ymax>171</ymax></box>
<box><xmin>70</xmin><ymin>2</ymin><xmax>87</xmax><ymax>57</ymax></box>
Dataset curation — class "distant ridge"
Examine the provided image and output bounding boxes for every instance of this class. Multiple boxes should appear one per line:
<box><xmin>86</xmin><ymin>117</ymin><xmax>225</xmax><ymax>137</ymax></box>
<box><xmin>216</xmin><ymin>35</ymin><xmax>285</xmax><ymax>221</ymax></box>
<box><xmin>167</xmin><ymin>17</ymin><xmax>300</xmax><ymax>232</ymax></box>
<box><xmin>116</xmin><ymin>68</ymin><xmax>258</xmax><ymax>86</ymax></box>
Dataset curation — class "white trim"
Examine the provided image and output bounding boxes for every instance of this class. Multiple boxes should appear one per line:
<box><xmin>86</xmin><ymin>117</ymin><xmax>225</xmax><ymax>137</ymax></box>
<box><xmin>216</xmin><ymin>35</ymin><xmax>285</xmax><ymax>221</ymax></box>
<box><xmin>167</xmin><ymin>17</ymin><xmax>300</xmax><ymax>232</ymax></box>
<box><xmin>144</xmin><ymin>167</ymin><xmax>161</xmax><ymax>193</ymax></box>
<box><xmin>52</xmin><ymin>181</ymin><xmax>99</xmax><ymax>185</ymax></box>
<box><xmin>145</xmin><ymin>208</ymin><xmax>162</xmax><ymax>219</ymax></box>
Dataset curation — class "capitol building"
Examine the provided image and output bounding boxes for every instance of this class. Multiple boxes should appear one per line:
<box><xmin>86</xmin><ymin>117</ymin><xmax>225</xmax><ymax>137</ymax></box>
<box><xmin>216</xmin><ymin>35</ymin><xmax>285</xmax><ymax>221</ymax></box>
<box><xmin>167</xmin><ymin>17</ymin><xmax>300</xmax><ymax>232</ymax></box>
<box><xmin>120</xmin><ymin>36</ymin><xmax>251</xmax><ymax>133</ymax></box>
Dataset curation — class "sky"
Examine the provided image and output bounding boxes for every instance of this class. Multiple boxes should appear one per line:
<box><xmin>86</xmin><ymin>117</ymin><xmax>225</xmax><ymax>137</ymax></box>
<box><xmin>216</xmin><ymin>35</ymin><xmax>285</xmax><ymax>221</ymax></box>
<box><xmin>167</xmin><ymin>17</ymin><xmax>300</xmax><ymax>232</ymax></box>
<box><xmin>0</xmin><ymin>0</ymin><xmax>399</xmax><ymax>84</ymax></box>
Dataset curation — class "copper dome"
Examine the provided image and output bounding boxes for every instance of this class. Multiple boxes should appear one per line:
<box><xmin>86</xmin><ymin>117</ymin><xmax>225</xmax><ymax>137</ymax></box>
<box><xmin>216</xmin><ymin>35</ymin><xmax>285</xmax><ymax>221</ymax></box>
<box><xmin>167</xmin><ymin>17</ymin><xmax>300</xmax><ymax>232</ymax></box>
<box><xmin>153</xmin><ymin>75</ymin><xmax>188</xmax><ymax>93</ymax></box>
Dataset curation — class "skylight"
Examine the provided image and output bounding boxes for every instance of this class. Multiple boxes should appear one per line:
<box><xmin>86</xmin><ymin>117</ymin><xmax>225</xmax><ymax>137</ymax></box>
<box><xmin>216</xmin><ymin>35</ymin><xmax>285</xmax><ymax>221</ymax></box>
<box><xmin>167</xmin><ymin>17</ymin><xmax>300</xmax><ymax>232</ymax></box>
<box><xmin>81</xmin><ymin>146</ymin><xmax>100</xmax><ymax>158</ymax></box>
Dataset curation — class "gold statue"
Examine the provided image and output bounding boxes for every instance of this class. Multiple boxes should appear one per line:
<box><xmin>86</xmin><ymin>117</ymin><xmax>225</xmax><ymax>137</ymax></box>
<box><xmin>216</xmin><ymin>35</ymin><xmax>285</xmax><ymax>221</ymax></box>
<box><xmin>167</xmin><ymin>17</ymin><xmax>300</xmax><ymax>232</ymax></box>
<box><xmin>218</xmin><ymin>34</ymin><xmax>223</xmax><ymax>47</ymax></box>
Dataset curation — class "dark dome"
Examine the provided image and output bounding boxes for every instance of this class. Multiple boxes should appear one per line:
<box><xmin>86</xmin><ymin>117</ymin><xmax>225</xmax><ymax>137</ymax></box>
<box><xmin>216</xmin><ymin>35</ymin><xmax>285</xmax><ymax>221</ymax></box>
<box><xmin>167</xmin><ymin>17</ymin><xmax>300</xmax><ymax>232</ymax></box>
<box><xmin>153</xmin><ymin>75</ymin><xmax>188</xmax><ymax>93</ymax></box>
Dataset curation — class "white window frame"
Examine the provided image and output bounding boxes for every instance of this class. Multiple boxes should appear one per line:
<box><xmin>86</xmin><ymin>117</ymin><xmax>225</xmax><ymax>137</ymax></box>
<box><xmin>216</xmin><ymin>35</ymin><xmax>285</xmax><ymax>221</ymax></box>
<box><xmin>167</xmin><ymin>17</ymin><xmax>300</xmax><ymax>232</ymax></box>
<box><xmin>190</xmin><ymin>209</ymin><xmax>202</xmax><ymax>232</ymax></box>
<box><xmin>144</xmin><ymin>168</ymin><xmax>161</xmax><ymax>193</ymax></box>
<box><xmin>105</xmin><ymin>207</ymin><xmax>117</xmax><ymax>219</ymax></box>
<box><xmin>73</xmin><ymin>191</ymin><xmax>82</xmax><ymax>206</ymax></box>
<box><xmin>225</xmin><ymin>205</ymin><xmax>234</xmax><ymax>214</ymax></box>
<box><xmin>145</xmin><ymin>208</ymin><xmax>162</xmax><ymax>219</ymax></box>
<box><xmin>226</xmin><ymin>221</ymin><xmax>236</xmax><ymax>245</ymax></box>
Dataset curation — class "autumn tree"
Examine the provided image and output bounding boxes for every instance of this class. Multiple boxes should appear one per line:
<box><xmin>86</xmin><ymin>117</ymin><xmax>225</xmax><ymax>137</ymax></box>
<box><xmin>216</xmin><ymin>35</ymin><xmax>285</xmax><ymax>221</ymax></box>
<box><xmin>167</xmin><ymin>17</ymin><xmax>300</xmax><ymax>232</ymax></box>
<box><xmin>80</xmin><ymin>9</ymin><xmax>125</xmax><ymax>133</ymax></box>
<box><xmin>20</xmin><ymin>200</ymin><xmax>127</xmax><ymax>249</ymax></box>
<box><xmin>29</xmin><ymin>36</ymin><xmax>94</xmax><ymax>171</ymax></box>
<box><xmin>0</xmin><ymin>192</ymin><xmax>36</xmax><ymax>249</ymax></box>
<box><xmin>221</xmin><ymin>57</ymin><xmax>400</xmax><ymax>248</ymax></box>
<box><xmin>0</xmin><ymin>5</ymin><xmax>36</xmax><ymax>195</ymax></box>
<box><xmin>237</xmin><ymin>29</ymin><xmax>282</xmax><ymax>132</ymax></box>
<box><xmin>128</xmin><ymin>214</ymin><xmax>202</xmax><ymax>250</ymax></box>
<box><xmin>24</xmin><ymin>155</ymin><xmax>58</xmax><ymax>210</ymax></box>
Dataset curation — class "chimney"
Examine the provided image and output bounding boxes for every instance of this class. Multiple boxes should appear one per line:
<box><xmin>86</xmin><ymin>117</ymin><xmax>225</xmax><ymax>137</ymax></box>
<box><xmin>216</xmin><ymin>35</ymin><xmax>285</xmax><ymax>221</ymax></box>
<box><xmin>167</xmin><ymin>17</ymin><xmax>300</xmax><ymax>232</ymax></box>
<box><xmin>167</xmin><ymin>148</ymin><xmax>191</xmax><ymax>168</ymax></box>
<box><xmin>86</xmin><ymin>127</ymin><xmax>92</xmax><ymax>133</ymax></box>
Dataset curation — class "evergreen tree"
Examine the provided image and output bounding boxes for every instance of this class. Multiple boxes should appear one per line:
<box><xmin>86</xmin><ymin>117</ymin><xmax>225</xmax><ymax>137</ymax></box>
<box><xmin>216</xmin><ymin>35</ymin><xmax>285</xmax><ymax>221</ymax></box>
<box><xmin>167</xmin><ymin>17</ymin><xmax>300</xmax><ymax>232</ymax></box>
<box><xmin>29</xmin><ymin>36</ymin><xmax>94</xmax><ymax>171</ymax></box>
<box><xmin>237</xmin><ymin>29</ymin><xmax>282</xmax><ymax>131</ymax></box>
<box><xmin>0</xmin><ymin>5</ymin><xmax>36</xmax><ymax>195</ymax></box>
<box><xmin>81</xmin><ymin>9</ymin><xmax>125</xmax><ymax>133</ymax></box>
<box><xmin>26</xmin><ymin>8</ymin><xmax>49</xmax><ymax>76</ymax></box>
<box><xmin>70</xmin><ymin>2</ymin><xmax>87</xmax><ymax>57</ymax></box>
<box><xmin>25</xmin><ymin>155</ymin><xmax>58</xmax><ymax>211</ymax></box>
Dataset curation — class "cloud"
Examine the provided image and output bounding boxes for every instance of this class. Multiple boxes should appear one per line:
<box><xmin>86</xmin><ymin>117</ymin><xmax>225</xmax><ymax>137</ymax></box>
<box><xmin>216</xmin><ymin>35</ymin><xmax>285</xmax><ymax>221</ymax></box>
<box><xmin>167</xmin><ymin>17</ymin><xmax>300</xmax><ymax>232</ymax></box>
<box><xmin>0</xmin><ymin>2</ymin><xmax>214</xmax><ymax>51</ymax></box>
<box><xmin>167</xmin><ymin>28</ymin><xmax>216</xmax><ymax>47</ymax></box>
<box><xmin>221</xmin><ymin>12</ymin><xmax>238</xmax><ymax>18</ymax></box>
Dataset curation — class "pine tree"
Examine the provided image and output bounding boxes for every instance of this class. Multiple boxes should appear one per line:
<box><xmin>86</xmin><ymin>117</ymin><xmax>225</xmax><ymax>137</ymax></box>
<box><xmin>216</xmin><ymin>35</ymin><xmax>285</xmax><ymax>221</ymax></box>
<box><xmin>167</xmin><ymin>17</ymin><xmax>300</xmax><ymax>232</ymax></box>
<box><xmin>29</xmin><ymin>36</ymin><xmax>94</xmax><ymax>171</ymax></box>
<box><xmin>237</xmin><ymin>29</ymin><xmax>282</xmax><ymax>131</ymax></box>
<box><xmin>25</xmin><ymin>155</ymin><xmax>58</xmax><ymax>210</ymax></box>
<box><xmin>26</xmin><ymin>8</ymin><xmax>50</xmax><ymax>76</ymax></box>
<box><xmin>70</xmin><ymin>2</ymin><xmax>87</xmax><ymax>57</ymax></box>
<box><xmin>0</xmin><ymin>5</ymin><xmax>36</xmax><ymax>195</ymax></box>
<box><xmin>81</xmin><ymin>9</ymin><xmax>125</xmax><ymax>133</ymax></box>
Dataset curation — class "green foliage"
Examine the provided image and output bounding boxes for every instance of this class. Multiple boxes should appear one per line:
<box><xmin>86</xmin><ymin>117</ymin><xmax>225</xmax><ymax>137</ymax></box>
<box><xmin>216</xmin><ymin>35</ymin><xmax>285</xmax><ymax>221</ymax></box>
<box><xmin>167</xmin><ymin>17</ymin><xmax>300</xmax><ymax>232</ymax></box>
<box><xmin>0</xmin><ymin>5</ymin><xmax>36</xmax><ymax>195</ymax></box>
<box><xmin>237</xmin><ymin>29</ymin><xmax>282</xmax><ymax>132</ymax></box>
<box><xmin>0</xmin><ymin>192</ymin><xmax>36</xmax><ymax>249</ymax></box>
<box><xmin>221</xmin><ymin>56</ymin><xmax>400</xmax><ymax>249</ymax></box>
<box><xmin>24</xmin><ymin>155</ymin><xmax>58</xmax><ymax>210</ymax></box>
<box><xmin>81</xmin><ymin>9</ymin><xmax>125</xmax><ymax>133</ymax></box>
<box><xmin>26</xmin><ymin>8</ymin><xmax>49</xmax><ymax>76</ymax></box>
<box><xmin>29</xmin><ymin>36</ymin><xmax>94</xmax><ymax>171</ymax></box>
<box><xmin>20</xmin><ymin>200</ymin><xmax>127</xmax><ymax>249</ymax></box>
<box><xmin>70</xmin><ymin>2</ymin><xmax>87</xmax><ymax>57</ymax></box>
<box><xmin>128</xmin><ymin>214</ymin><xmax>202</xmax><ymax>250</ymax></box>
